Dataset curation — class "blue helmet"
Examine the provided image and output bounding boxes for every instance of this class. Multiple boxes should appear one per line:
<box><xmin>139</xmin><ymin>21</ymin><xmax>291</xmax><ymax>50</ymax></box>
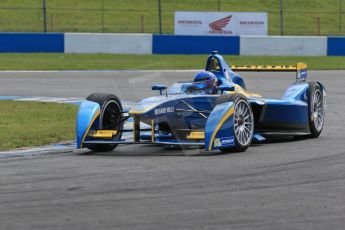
<box><xmin>190</xmin><ymin>71</ymin><xmax>218</xmax><ymax>94</ymax></box>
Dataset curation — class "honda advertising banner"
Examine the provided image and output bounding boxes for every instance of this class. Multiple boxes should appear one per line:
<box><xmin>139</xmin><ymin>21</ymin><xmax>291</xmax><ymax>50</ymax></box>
<box><xmin>175</xmin><ymin>11</ymin><xmax>268</xmax><ymax>36</ymax></box>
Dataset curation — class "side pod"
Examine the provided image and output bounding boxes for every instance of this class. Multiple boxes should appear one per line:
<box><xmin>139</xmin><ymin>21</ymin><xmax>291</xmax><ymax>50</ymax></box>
<box><xmin>76</xmin><ymin>100</ymin><xmax>101</xmax><ymax>148</ymax></box>
<box><xmin>205</xmin><ymin>102</ymin><xmax>236</xmax><ymax>151</ymax></box>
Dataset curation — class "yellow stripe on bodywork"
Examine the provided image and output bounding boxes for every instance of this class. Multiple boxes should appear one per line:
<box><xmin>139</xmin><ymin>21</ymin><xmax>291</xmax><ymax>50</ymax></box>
<box><xmin>226</xmin><ymin>84</ymin><xmax>262</xmax><ymax>98</ymax></box>
<box><xmin>296</xmin><ymin>62</ymin><xmax>307</xmax><ymax>71</ymax></box>
<box><xmin>88</xmin><ymin>130</ymin><xmax>117</xmax><ymax>138</ymax></box>
<box><xmin>151</xmin><ymin>120</ymin><xmax>155</xmax><ymax>143</ymax></box>
<box><xmin>187</xmin><ymin>131</ymin><xmax>205</xmax><ymax>140</ymax></box>
<box><xmin>129</xmin><ymin>103</ymin><xmax>159</xmax><ymax>115</ymax></box>
<box><xmin>208</xmin><ymin>106</ymin><xmax>235</xmax><ymax>151</ymax></box>
<box><xmin>81</xmin><ymin>110</ymin><xmax>100</xmax><ymax>147</ymax></box>
<box><xmin>133</xmin><ymin>119</ymin><xmax>136</xmax><ymax>143</ymax></box>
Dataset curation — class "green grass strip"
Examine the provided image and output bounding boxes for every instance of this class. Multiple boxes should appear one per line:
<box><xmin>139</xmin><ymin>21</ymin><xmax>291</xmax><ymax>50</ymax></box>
<box><xmin>1</xmin><ymin>53</ymin><xmax>345</xmax><ymax>70</ymax></box>
<box><xmin>0</xmin><ymin>101</ymin><xmax>77</xmax><ymax>151</ymax></box>
<box><xmin>0</xmin><ymin>0</ymin><xmax>345</xmax><ymax>36</ymax></box>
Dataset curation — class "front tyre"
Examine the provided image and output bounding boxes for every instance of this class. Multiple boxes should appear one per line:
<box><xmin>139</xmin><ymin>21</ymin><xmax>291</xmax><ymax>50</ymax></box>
<box><xmin>215</xmin><ymin>94</ymin><xmax>254</xmax><ymax>152</ymax></box>
<box><xmin>307</xmin><ymin>82</ymin><xmax>326</xmax><ymax>138</ymax></box>
<box><xmin>85</xmin><ymin>93</ymin><xmax>123</xmax><ymax>152</ymax></box>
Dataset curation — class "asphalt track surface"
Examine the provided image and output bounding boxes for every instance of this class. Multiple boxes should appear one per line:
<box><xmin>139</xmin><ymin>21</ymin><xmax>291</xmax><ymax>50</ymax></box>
<box><xmin>1</xmin><ymin>70</ymin><xmax>345</xmax><ymax>229</ymax></box>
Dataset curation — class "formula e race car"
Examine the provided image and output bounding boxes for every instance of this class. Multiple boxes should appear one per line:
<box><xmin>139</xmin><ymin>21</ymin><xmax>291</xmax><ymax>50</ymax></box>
<box><xmin>76</xmin><ymin>51</ymin><xmax>326</xmax><ymax>153</ymax></box>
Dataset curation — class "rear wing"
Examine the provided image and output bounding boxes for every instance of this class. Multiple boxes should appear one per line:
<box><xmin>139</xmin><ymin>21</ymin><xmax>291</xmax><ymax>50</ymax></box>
<box><xmin>230</xmin><ymin>63</ymin><xmax>308</xmax><ymax>82</ymax></box>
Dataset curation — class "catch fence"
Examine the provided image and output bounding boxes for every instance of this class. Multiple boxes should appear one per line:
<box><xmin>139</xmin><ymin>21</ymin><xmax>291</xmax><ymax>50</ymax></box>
<box><xmin>0</xmin><ymin>0</ymin><xmax>344</xmax><ymax>36</ymax></box>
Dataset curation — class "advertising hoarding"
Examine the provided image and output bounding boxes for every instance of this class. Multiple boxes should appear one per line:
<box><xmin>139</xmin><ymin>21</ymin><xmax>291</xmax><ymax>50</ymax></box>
<box><xmin>175</xmin><ymin>11</ymin><xmax>268</xmax><ymax>36</ymax></box>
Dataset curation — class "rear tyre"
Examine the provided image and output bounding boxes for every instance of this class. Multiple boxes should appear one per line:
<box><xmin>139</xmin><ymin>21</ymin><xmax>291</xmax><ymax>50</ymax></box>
<box><xmin>215</xmin><ymin>94</ymin><xmax>254</xmax><ymax>152</ymax></box>
<box><xmin>307</xmin><ymin>82</ymin><xmax>326</xmax><ymax>138</ymax></box>
<box><xmin>85</xmin><ymin>93</ymin><xmax>123</xmax><ymax>152</ymax></box>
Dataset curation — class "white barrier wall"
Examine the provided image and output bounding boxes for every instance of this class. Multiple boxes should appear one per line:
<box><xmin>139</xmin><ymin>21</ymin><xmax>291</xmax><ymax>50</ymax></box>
<box><xmin>62</xmin><ymin>33</ymin><xmax>330</xmax><ymax>55</ymax></box>
<box><xmin>240</xmin><ymin>36</ymin><xmax>327</xmax><ymax>56</ymax></box>
<box><xmin>64</xmin><ymin>33</ymin><xmax>152</xmax><ymax>54</ymax></box>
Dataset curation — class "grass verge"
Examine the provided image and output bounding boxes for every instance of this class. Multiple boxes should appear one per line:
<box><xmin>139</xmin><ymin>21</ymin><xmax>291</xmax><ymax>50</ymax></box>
<box><xmin>0</xmin><ymin>101</ymin><xmax>77</xmax><ymax>151</ymax></box>
<box><xmin>0</xmin><ymin>0</ymin><xmax>344</xmax><ymax>36</ymax></box>
<box><xmin>1</xmin><ymin>53</ymin><xmax>345</xmax><ymax>70</ymax></box>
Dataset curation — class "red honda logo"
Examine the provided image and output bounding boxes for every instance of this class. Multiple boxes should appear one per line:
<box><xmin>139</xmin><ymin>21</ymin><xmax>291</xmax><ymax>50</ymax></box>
<box><xmin>209</xmin><ymin>15</ymin><xmax>232</xmax><ymax>32</ymax></box>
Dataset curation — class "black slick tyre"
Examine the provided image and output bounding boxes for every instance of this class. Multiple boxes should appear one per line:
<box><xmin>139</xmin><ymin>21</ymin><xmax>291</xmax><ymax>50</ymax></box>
<box><xmin>307</xmin><ymin>82</ymin><xmax>325</xmax><ymax>138</ymax></box>
<box><xmin>85</xmin><ymin>93</ymin><xmax>123</xmax><ymax>152</ymax></box>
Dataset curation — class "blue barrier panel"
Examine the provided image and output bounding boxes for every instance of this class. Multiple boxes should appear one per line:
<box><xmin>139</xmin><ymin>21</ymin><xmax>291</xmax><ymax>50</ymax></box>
<box><xmin>327</xmin><ymin>37</ymin><xmax>345</xmax><ymax>56</ymax></box>
<box><xmin>153</xmin><ymin>35</ymin><xmax>239</xmax><ymax>55</ymax></box>
<box><xmin>0</xmin><ymin>33</ymin><xmax>64</xmax><ymax>52</ymax></box>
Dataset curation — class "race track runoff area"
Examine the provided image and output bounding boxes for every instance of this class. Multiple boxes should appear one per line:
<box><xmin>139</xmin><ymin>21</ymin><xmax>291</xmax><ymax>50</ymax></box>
<box><xmin>0</xmin><ymin>70</ymin><xmax>344</xmax><ymax>229</ymax></box>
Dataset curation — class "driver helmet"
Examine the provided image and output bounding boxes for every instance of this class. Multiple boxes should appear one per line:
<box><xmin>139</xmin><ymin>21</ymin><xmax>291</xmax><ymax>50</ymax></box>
<box><xmin>191</xmin><ymin>71</ymin><xmax>218</xmax><ymax>94</ymax></box>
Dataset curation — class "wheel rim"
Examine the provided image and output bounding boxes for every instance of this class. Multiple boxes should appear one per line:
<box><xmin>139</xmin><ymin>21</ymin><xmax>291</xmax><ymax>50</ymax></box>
<box><xmin>233</xmin><ymin>100</ymin><xmax>254</xmax><ymax>146</ymax></box>
<box><xmin>312</xmin><ymin>89</ymin><xmax>324</xmax><ymax>131</ymax></box>
<box><xmin>101</xmin><ymin>100</ymin><xmax>122</xmax><ymax>130</ymax></box>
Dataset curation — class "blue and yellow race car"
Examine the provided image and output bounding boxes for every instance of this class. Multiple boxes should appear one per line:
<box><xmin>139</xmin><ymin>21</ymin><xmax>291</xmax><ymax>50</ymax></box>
<box><xmin>76</xmin><ymin>51</ymin><xmax>326</xmax><ymax>153</ymax></box>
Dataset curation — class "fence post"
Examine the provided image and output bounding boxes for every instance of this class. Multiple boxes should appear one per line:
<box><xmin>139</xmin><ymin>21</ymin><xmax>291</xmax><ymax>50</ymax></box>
<box><xmin>217</xmin><ymin>0</ymin><xmax>220</xmax><ymax>11</ymax></box>
<box><xmin>340</xmin><ymin>0</ymin><xmax>343</xmax><ymax>35</ymax></box>
<box><xmin>101</xmin><ymin>0</ymin><xmax>105</xmax><ymax>33</ymax></box>
<box><xmin>158</xmin><ymin>0</ymin><xmax>162</xmax><ymax>34</ymax></box>
<box><xmin>279</xmin><ymin>0</ymin><xmax>284</xmax><ymax>35</ymax></box>
<box><xmin>141</xmin><ymin>15</ymin><xmax>144</xmax><ymax>33</ymax></box>
<box><xmin>51</xmin><ymin>14</ymin><xmax>55</xmax><ymax>32</ymax></box>
<box><xmin>316</xmin><ymin>16</ymin><xmax>320</xmax><ymax>36</ymax></box>
<box><xmin>43</xmin><ymin>0</ymin><xmax>47</xmax><ymax>32</ymax></box>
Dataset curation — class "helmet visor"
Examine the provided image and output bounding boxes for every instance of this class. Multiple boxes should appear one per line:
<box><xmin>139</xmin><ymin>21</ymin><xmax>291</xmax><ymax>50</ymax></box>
<box><xmin>194</xmin><ymin>82</ymin><xmax>207</xmax><ymax>89</ymax></box>
<box><xmin>193</xmin><ymin>79</ymin><xmax>214</xmax><ymax>89</ymax></box>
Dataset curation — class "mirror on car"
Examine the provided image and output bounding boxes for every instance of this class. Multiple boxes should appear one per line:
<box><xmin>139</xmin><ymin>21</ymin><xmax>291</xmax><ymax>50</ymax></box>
<box><xmin>152</xmin><ymin>84</ymin><xmax>167</xmax><ymax>95</ymax></box>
